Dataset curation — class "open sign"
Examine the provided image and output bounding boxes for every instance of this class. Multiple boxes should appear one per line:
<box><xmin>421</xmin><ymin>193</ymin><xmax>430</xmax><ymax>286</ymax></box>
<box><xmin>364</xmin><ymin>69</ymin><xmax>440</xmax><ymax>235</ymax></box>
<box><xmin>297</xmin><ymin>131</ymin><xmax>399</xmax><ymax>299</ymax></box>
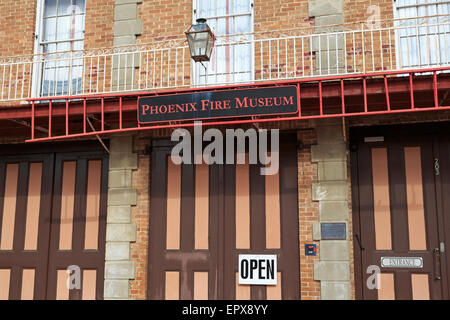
<box><xmin>238</xmin><ymin>254</ymin><xmax>277</xmax><ymax>285</ymax></box>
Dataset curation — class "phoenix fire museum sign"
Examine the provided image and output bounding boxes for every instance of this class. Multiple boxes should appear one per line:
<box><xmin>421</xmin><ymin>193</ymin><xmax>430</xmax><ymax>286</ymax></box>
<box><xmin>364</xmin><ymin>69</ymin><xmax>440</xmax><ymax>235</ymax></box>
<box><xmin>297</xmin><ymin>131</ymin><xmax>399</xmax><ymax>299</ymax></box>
<box><xmin>138</xmin><ymin>86</ymin><xmax>298</xmax><ymax>123</ymax></box>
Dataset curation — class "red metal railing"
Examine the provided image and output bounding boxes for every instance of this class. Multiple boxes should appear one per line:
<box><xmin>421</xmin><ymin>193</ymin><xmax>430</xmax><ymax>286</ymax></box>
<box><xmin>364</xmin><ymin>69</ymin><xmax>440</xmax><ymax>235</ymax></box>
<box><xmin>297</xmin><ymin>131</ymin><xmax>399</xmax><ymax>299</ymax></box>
<box><xmin>22</xmin><ymin>66</ymin><xmax>450</xmax><ymax>142</ymax></box>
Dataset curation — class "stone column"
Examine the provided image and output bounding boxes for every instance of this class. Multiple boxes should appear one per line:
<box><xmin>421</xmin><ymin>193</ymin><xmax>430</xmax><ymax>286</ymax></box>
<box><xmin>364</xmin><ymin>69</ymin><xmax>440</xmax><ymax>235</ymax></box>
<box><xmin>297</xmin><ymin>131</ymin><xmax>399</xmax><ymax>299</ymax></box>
<box><xmin>113</xmin><ymin>0</ymin><xmax>142</xmax><ymax>90</ymax></box>
<box><xmin>104</xmin><ymin>136</ymin><xmax>138</xmax><ymax>300</ymax></box>
<box><xmin>311</xmin><ymin>120</ymin><xmax>351</xmax><ymax>300</ymax></box>
<box><xmin>308</xmin><ymin>0</ymin><xmax>345</xmax><ymax>75</ymax></box>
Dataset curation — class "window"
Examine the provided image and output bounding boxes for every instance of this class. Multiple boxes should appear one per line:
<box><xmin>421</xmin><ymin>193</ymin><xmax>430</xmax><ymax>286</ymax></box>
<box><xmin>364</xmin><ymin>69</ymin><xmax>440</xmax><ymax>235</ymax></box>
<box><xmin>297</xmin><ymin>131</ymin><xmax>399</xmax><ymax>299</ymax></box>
<box><xmin>193</xmin><ymin>0</ymin><xmax>253</xmax><ymax>85</ymax></box>
<box><xmin>394</xmin><ymin>0</ymin><xmax>450</xmax><ymax>68</ymax></box>
<box><xmin>35</xmin><ymin>0</ymin><xmax>86</xmax><ymax>97</ymax></box>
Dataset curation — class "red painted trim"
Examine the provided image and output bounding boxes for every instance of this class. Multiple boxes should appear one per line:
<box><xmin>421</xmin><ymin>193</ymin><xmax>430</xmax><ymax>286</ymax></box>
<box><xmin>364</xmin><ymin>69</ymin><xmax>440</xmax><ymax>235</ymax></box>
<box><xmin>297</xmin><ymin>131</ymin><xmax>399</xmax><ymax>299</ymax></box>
<box><xmin>25</xmin><ymin>104</ymin><xmax>450</xmax><ymax>143</ymax></box>
<box><xmin>101</xmin><ymin>97</ymin><xmax>105</xmax><ymax>132</ymax></box>
<box><xmin>83</xmin><ymin>98</ymin><xmax>87</xmax><ymax>134</ymax></box>
<box><xmin>13</xmin><ymin>66</ymin><xmax>450</xmax><ymax>143</ymax></box>
<box><xmin>319</xmin><ymin>80</ymin><xmax>323</xmax><ymax>116</ymax></box>
<box><xmin>410</xmin><ymin>73</ymin><xmax>415</xmax><ymax>109</ymax></box>
<box><xmin>384</xmin><ymin>76</ymin><xmax>391</xmax><ymax>111</ymax></box>
<box><xmin>434</xmin><ymin>71</ymin><xmax>439</xmax><ymax>108</ymax></box>
<box><xmin>31</xmin><ymin>101</ymin><xmax>35</xmax><ymax>140</ymax></box>
<box><xmin>48</xmin><ymin>100</ymin><xmax>52</xmax><ymax>138</ymax></box>
<box><xmin>3</xmin><ymin>76</ymin><xmax>445</xmax><ymax>121</ymax></box>
<box><xmin>363</xmin><ymin>77</ymin><xmax>367</xmax><ymax>113</ymax></box>
<box><xmin>119</xmin><ymin>96</ymin><xmax>123</xmax><ymax>130</ymax></box>
<box><xmin>65</xmin><ymin>99</ymin><xmax>69</xmax><ymax>136</ymax></box>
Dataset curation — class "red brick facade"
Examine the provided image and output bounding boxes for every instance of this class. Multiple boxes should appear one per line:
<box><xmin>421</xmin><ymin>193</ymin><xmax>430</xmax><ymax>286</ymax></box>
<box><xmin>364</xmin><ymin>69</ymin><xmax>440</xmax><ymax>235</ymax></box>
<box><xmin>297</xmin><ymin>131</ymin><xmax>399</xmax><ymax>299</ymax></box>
<box><xmin>130</xmin><ymin>137</ymin><xmax>150</xmax><ymax>300</ymax></box>
<box><xmin>0</xmin><ymin>0</ymin><xmax>114</xmax><ymax>56</ymax></box>
<box><xmin>0</xmin><ymin>0</ymin><xmax>36</xmax><ymax>57</ymax></box>
<box><xmin>297</xmin><ymin>127</ymin><xmax>321</xmax><ymax>300</ymax></box>
<box><xmin>0</xmin><ymin>0</ymin><xmax>448</xmax><ymax>301</ymax></box>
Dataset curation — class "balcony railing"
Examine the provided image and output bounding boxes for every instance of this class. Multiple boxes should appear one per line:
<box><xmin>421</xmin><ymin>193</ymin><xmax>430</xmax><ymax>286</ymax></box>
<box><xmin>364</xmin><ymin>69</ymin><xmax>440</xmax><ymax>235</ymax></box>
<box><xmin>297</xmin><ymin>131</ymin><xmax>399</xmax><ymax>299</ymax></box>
<box><xmin>0</xmin><ymin>16</ymin><xmax>449</xmax><ymax>102</ymax></box>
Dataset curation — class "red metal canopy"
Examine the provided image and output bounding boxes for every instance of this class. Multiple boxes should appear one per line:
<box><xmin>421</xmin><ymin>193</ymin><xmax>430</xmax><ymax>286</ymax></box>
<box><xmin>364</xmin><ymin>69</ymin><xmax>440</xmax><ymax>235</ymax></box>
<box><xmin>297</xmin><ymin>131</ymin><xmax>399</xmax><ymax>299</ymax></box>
<box><xmin>1</xmin><ymin>67</ymin><xmax>450</xmax><ymax>143</ymax></box>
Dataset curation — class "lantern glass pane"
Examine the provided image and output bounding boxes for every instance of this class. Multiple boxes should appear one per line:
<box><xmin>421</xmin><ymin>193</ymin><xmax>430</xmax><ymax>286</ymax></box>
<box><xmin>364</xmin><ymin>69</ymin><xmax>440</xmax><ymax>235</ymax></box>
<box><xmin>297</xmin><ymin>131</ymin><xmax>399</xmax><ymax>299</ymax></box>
<box><xmin>187</xmin><ymin>31</ymin><xmax>209</xmax><ymax>57</ymax></box>
<box><xmin>205</xmin><ymin>36</ymin><xmax>214</xmax><ymax>59</ymax></box>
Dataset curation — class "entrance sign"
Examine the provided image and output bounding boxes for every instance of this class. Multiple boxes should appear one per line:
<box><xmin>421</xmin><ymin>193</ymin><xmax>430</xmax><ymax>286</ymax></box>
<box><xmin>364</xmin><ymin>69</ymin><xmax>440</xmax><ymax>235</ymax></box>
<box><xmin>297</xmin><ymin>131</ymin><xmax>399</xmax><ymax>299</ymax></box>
<box><xmin>381</xmin><ymin>257</ymin><xmax>423</xmax><ymax>268</ymax></box>
<box><xmin>138</xmin><ymin>86</ymin><xmax>298</xmax><ymax>123</ymax></box>
<box><xmin>238</xmin><ymin>254</ymin><xmax>277</xmax><ymax>285</ymax></box>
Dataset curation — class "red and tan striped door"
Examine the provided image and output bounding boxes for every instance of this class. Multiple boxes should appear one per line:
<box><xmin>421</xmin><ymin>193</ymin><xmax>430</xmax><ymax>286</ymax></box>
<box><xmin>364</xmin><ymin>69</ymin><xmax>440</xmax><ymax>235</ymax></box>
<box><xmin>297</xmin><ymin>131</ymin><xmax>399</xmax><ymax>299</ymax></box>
<box><xmin>148</xmin><ymin>140</ymin><xmax>220</xmax><ymax>300</ymax></box>
<box><xmin>352</xmin><ymin>132</ymin><xmax>446</xmax><ymax>300</ymax></box>
<box><xmin>222</xmin><ymin>135</ymin><xmax>300</xmax><ymax>300</ymax></box>
<box><xmin>0</xmin><ymin>154</ymin><xmax>54</xmax><ymax>300</ymax></box>
<box><xmin>0</xmin><ymin>149</ymin><xmax>108</xmax><ymax>300</ymax></box>
<box><xmin>46</xmin><ymin>152</ymin><xmax>108</xmax><ymax>300</ymax></box>
<box><xmin>148</xmin><ymin>133</ymin><xmax>300</xmax><ymax>300</ymax></box>
<box><xmin>436</xmin><ymin>135</ymin><xmax>450</xmax><ymax>300</ymax></box>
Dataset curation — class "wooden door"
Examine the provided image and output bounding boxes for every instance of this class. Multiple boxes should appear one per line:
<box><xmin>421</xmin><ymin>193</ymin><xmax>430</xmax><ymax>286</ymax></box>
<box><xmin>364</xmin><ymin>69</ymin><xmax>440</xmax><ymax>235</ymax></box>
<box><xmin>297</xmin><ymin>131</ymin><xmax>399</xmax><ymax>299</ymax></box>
<box><xmin>352</xmin><ymin>128</ymin><xmax>447</xmax><ymax>300</ymax></box>
<box><xmin>0</xmin><ymin>154</ymin><xmax>54</xmax><ymax>299</ymax></box>
<box><xmin>46</xmin><ymin>151</ymin><xmax>108</xmax><ymax>300</ymax></box>
<box><xmin>147</xmin><ymin>133</ymin><xmax>300</xmax><ymax>300</ymax></box>
<box><xmin>0</xmin><ymin>148</ymin><xmax>108</xmax><ymax>300</ymax></box>
<box><xmin>147</xmin><ymin>140</ymin><xmax>220</xmax><ymax>300</ymax></box>
<box><xmin>435</xmin><ymin>135</ymin><xmax>450</xmax><ymax>300</ymax></box>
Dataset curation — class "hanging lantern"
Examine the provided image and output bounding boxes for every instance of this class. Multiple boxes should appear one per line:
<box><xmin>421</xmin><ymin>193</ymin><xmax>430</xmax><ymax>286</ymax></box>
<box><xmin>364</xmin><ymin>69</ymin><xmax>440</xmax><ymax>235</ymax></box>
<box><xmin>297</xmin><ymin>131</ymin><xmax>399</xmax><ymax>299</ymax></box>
<box><xmin>185</xmin><ymin>18</ymin><xmax>215</xmax><ymax>62</ymax></box>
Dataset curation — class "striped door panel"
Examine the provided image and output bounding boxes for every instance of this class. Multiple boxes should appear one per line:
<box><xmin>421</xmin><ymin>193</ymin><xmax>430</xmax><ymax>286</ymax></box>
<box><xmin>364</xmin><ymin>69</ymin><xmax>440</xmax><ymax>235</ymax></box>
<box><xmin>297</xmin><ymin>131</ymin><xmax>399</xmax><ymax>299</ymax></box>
<box><xmin>0</xmin><ymin>151</ymin><xmax>108</xmax><ymax>300</ymax></box>
<box><xmin>0</xmin><ymin>154</ymin><xmax>53</xmax><ymax>300</ymax></box>
<box><xmin>352</xmin><ymin>134</ymin><xmax>444</xmax><ymax>300</ymax></box>
<box><xmin>148</xmin><ymin>133</ymin><xmax>300</xmax><ymax>300</ymax></box>
<box><xmin>148</xmin><ymin>147</ymin><xmax>220</xmax><ymax>300</ymax></box>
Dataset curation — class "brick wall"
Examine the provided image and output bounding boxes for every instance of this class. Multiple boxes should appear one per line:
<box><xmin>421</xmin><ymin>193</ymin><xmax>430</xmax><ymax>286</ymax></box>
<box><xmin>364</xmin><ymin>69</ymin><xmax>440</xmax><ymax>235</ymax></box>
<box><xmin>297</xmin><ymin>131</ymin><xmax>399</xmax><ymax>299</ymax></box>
<box><xmin>343</xmin><ymin>0</ymin><xmax>396</xmax><ymax>72</ymax></box>
<box><xmin>254</xmin><ymin>0</ymin><xmax>312</xmax><ymax>32</ymax></box>
<box><xmin>1</xmin><ymin>0</ymin><xmax>447</xmax><ymax>301</ymax></box>
<box><xmin>84</xmin><ymin>0</ymin><xmax>115</xmax><ymax>50</ymax></box>
<box><xmin>344</xmin><ymin>0</ymin><xmax>394</xmax><ymax>27</ymax></box>
<box><xmin>130</xmin><ymin>136</ymin><xmax>150</xmax><ymax>299</ymax></box>
<box><xmin>136</xmin><ymin>0</ymin><xmax>191</xmax><ymax>90</ymax></box>
<box><xmin>82</xmin><ymin>0</ymin><xmax>115</xmax><ymax>94</ymax></box>
<box><xmin>0</xmin><ymin>0</ymin><xmax>36</xmax><ymax>57</ymax></box>
<box><xmin>254</xmin><ymin>0</ymin><xmax>315</xmax><ymax>80</ymax></box>
<box><xmin>297</xmin><ymin>128</ymin><xmax>321</xmax><ymax>300</ymax></box>
<box><xmin>0</xmin><ymin>0</ymin><xmax>114</xmax><ymax>57</ymax></box>
<box><xmin>138</xmin><ymin>0</ymin><xmax>190</xmax><ymax>43</ymax></box>
<box><xmin>0</xmin><ymin>0</ymin><xmax>36</xmax><ymax>104</ymax></box>
<box><xmin>0</xmin><ymin>0</ymin><xmax>114</xmax><ymax>104</ymax></box>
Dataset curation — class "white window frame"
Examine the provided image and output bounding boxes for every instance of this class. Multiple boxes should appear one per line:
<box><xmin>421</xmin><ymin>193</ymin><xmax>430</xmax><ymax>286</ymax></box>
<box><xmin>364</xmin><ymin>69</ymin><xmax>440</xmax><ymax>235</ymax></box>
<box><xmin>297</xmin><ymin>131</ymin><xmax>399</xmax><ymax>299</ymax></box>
<box><xmin>191</xmin><ymin>0</ymin><xmax>255</xmax><ymax>87</ymax></box>
<box><xmin>393</xmin><ymin>0</ymin><xmax>450</xmax><ymax>70</ymax></box>
<box><xmin>32</xmin><ymin>0</ymin><xmax>86</xmax><ymax>98</ymax></box>
<box><xmin>31</xmin><ymin>0</ymin><xmax>45</xmax><ymax>98</ymax></box>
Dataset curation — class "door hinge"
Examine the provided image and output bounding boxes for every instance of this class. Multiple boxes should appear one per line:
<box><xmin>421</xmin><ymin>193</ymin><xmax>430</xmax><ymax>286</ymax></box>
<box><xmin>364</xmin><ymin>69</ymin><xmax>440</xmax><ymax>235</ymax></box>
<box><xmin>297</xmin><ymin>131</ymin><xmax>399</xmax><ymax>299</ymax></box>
<box><xmin>434</xmin><ymin>158</ymin><xmax>440</xmax><ymax>176</ymax></box>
